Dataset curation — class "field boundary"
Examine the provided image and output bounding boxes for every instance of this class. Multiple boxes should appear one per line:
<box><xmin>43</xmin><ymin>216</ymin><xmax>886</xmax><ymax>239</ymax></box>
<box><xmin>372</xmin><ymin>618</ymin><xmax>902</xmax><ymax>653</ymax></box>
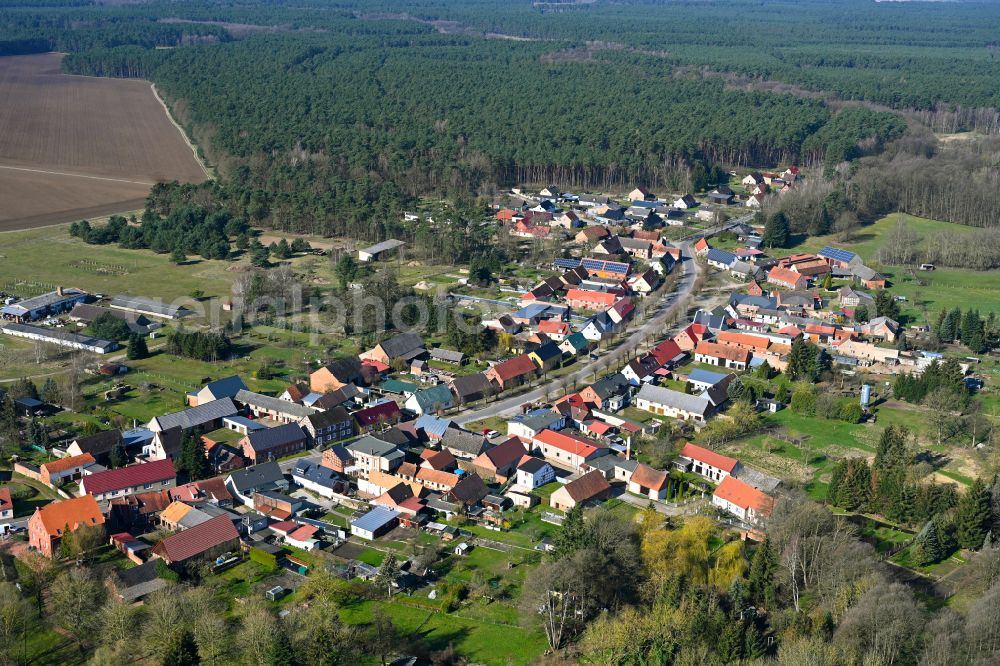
<box><xmin>0</xmin><ymin>164</ymin><xmax>154</xmax><ymax>186</ymax></box>
<box><xmin>151</xmin><ymin>83</ymin><xmax>213</xmax><ymax>181</ymax></box>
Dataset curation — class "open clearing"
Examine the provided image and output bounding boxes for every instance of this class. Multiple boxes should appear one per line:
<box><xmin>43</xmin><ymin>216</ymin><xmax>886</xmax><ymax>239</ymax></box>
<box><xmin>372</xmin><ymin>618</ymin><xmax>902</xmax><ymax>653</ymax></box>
<box><xmin>0</xmin><ymin>53</ymin><xmax>208</xmax><ymax>230</ymax></box>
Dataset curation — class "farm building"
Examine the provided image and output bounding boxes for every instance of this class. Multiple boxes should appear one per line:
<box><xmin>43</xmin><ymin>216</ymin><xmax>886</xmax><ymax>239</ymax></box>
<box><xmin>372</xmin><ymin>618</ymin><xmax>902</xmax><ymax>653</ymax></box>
<box><xmin>358</xmin><ymin>239</ymin><xmax>404</xmax><ymax>262</ymax></box>
<box><xmin>0</xmin><ymin>287</ymin><xmax>87</xmax><ymax>322</ymax></box>
<box><xmin>0</xmin><ymin>322</ymin><xmax>116</xmax><ymax>354</ymax></box>
<box><xmin>350</xmin><ymin>506</ymin><xmax>400</xmax><ymax>540</ymax></box>
<box><xmin>110</xmin><ymin>295</ymin><xmax>192</xmax><ymax>320</ymax></box>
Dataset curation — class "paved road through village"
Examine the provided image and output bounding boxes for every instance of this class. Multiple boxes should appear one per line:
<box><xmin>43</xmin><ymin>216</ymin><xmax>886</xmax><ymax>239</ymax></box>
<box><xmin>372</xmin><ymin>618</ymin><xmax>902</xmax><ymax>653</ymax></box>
<box><xmin>453</xmin><ymin>214</ymin><xmax>753</xmax><ymax>425</ymax></box>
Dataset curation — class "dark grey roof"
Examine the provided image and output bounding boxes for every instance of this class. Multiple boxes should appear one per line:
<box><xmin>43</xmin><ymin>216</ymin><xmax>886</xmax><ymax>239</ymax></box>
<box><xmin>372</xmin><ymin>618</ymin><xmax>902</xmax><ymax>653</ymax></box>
<box><xmin>72</xmin><ymin>429</ymin><xmax>123</xmax><ymax>456</ymax></box>
<box><xmin>429</xmin><ymin>348</ymin><xmax>464</xmax><ymax>363</ymax></box>
<box><xmin>227</xmin><ymin>461</ymin><xmax>284</xmax><ymax>492</ymax></box>
<box><xmin>303</xmin><ymin>405</ymin><xmax>352</xmax><ymax>429</ymax></box>
<box><xmin>200</xmin><ymin>376</ymin><xmax>248</xmax><ymax>400</ymax></box>
<box><xmin>346</xmin><ymin>435</ymin><xmax>399</xmax><ymax>458</ymax></box>
<box><xmin>291</xmin><ymin>459</ymin><xmax>341</xmax><ymax>490</ymax></box>
<box><xmin>110</xmin><ymin>295</ymin><xmax>191</xmax><ymax>318</ymax></box>
<box><xmin>440</xmin><ymin>429</ymin><xmax>488</xmax><ymax>456</ymax></box>
<box><xmin>635</xmin><ymin>384</ymin><xmax>711</xmax><ymax>417</ymax></box>
<box><xmin>1</xmin><ymin>322</ymin><xmax>116</xmax><ymax>352</ymax></box>
<box><xmin>589</xmin><ymin>373</ymin><xmax>629</xmax><ymax>400</ymax></box>
<box><xmin>513</xmin><ymin>410</ymin><xmax>563</xmax><ymax>432</ymax></box>
<box><xmin>321</xmin><ymin>357</ymin><xmax>362</xmax><ymax>380</ymax></box>
<box><xmin>235</xmin><ymin>390</ymin><xmax>316</xmax><ymax>418</ymax></box>
<box><xmin>450</xmin><ymin>373</ymin><xmax>491</xmax><ymax>399</ymax></box>
<box><xmin>734</xmin><ymin>466</ymin><xmax>782</xmax><ymax>493</ymax></box>
<box><xmin>518</xmin><ymin>457</ymin><xmax>549</xmax><ymax>473</ymax></box>
<box><xmin>245</xmin><ymin>423</ymin><xmax>306</xmax><ymax>454</ymax></box>
<box><xmin>377</xmin><ymin>332</ymin><xmax>425</xmax><ymax>359</ymax></box>
<box><xmin>150</xmin><ymin>398</ymin><xmax>238</xmax><ymax>431</ymax></box>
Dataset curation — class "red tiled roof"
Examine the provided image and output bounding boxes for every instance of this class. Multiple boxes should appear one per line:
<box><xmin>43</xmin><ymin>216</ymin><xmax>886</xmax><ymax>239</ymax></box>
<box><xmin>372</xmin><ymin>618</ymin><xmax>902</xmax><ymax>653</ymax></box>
<box><xmin>680</xmin><ymin>442</ymin><xmax>738</xmax><ymax>473</ymax></box>
<box><xmin>33</xmin><ymin>495</ymin><xmax>105</xmax><ymax>537</ymax></box>
<box><xmin>648</xmin><ymin>339</ymin><xmax>683</xmax><ymax>366</ymax></box>
<box><xmin>0</xmin><ymin>487</ymin><xmax>11</xmax><ymax>513</ymax></box>
<box><xmin>714</xmin><ymin>476</ymin><xmax>774</xmax><ymax>515</ymax></box>
<box><xmin>475</xmin><ymin>437</ymin><xmax>527</xmax><ymax>471</ymax></box>
<box><xmin>562</xmin><ymin>470</ymin><xmax>610</xmax><ymax>502</ymax></box>
<box><xmin>716</xmin><ymin>331</ymin><xmax>770</xmax><ymax>351</ymax></box>
<box><xmin>631</xmin><ymin>463</ymin><xmax>668</xmax><ymax>491</ymax></box>
<box><xmin>152</xmin><ymin>514</ymin><xmax>239</xmax><ymax>563</ymax></box>
<box><xmin>354</xmin><ymin>401</ymin><xmax>401</xmax><ymax>427</ymax></box>
<box><xmin>287</xmin><ymin>524</ymin><xmax>318</xmax><ymax>541</ymax></box>
<box><xmin>489</xmin><ymin>355</ymin><xmax>538</xmax><ymax>382</ymax></box>
<box><xmin>538</xmin><ymin>320</ymin><xmax>570</xmax><ymax>335</ymax></box>
<box><xmin>587</xmin><ymin>420</ymin><xmax>613</xmax><ymax>435</ymax></box>
<box><xmin>695</xmin><ymin>341</ymin><xmax>751</xmax><ymax>363</ymax></box>
<box><xmin>534</xmin><ymin>429</ymin><xmax>601</xmax><ymax>459</ymax></box>
<box><xmin>41</xmin><ymin>453</ymin><xmax>96</xmax><ymax>475</ymax></box>
<box><xmin>566</xmin><ymin>289</ymin><xmax>617</xmax><ymax>308</ymax></box>
<box><xmin>767</xmin><ymin>266</ymin><xmax>807</xmax><ymax>287</ymax></box>
<box><xmin>81</xmin><ymin>459</ymin><xmax>176</xmax><ymax>496</ymax></box>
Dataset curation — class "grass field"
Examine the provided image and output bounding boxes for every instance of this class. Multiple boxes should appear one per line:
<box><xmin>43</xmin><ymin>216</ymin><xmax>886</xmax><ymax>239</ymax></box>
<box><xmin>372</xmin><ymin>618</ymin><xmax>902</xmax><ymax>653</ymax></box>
<box><xmin>788</xmin><ymin>213</ymin><xmax>1000</xmax><ymax>319</ymax></box>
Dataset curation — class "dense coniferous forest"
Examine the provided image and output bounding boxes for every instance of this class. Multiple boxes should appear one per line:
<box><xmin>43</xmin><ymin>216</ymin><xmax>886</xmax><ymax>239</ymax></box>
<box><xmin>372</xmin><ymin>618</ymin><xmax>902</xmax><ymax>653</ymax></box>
<box><xmin>6</xmin><ymin>0</ymin><xmax>1000</xmax><ymax>239</ymax></box>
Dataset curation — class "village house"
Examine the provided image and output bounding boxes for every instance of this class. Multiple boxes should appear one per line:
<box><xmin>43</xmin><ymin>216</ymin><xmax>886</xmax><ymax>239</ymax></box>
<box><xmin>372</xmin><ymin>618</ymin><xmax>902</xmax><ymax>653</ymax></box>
<box><xmin>767</xmin><ymin>267</ymin><xmax>810</xmax><ymax>291</ymax></box>
<box><xmin>405</xmin><ymin>384</ymin><xmax>455</xmax><ymax>416</ymax></box>
<box><xmin>28</xmin><ymin>494</ymin><xmax>105</xmax><ymax>558</ymax></box>
<box><xmin>147</xmin><ymin>398</ymin><xmax>238</xmax><ymax>433</ymax></box>
<box><xmin>65</xmin><ymin>429</ymin><xmax>125</xmax><ymax>465</ymax></box>
<box><xmin>360</xmin><ymin>332</ymin><xmax>426</xmax><ymax>366</ymax></box>
<box><xmin>353</xmin><ymin>401</ymin><xmax>402</xmax><ymax>432</ymax></box>
<box><xmin>580</xmin><ymin>373</ymin><xmax>631</xmax><ymax>411</ymax></box>
<box><xmin>345</xmin><ymin>435</ymin><xmax>404</xmax><ymax>478</ymax></box>
<box><xmin>235</xmin><ymin>390</ymin><xmax>317</xmax><ymax>425</ymax></box>
<box><xmin>309</xmin><ymin>357</ymin><xmax>365</xmax><ymax>393</ymax></box>
<box><xmin>440</xmin><ymin>428</ymin><xmax>489</xmax><ymax>459</ymax></box>
<box><xmin>40</xmin><ymin>453</ymin><xmax>96</xmax><ymax>487</ymax></box>
<box><xmin>151</xmin><ymin>514</ymin><xmax>240</xmax><ymax>566</ymax></box>
<box><xmin>299</xmin><ymin>406</ymin><xmax>354</xmax><ymax>445</ymax></box>
<box><xmin>836</xmin><ymin>339</ymin><xmax>900</xmax><ymax>367</ymax></box>
<box><xmin>225</xmin><ymin>462</ymin><xmax>288</xmax><ymax>506</ymax></box>
<box><xmin>320</xmin><ymin>444</ymin><xmax>354</xmax><ymax>474</ymax></box>
<box><xmin>550</xmin><ymin>470</ymin><xmax>610</xmax><ymax>511</ymax></box>
<box><xmin>678</xmin><ymin>442</ymin><xmax>739</xmax><ymax>482</ymax></box>
<box><xmin>628</xmin><ymin>463</ymin><xmax>669</xmax><ymax>501</ymax></box>
<box><xmin>528</xmin><ymin>340</ymin><xmax>563</xmax><ymax>373</ymax></box>
<box><xmin>621</xmin><ymin>355</ymin><xmax>660</xmax><ymax>385</ymax></box>
<box><xmin>145</xmin><ymin>427</ymin><xmax>183</xmax><ymax>462</ymax></box>
<box><xmin>240</xmin><ymin>423</ymin><xmax>308</xmax><ymax>464</ymax></box>
<box><xmin>472</xmin><ymin>437</ymin><xmax>527</xmax><ymax>481</ymax></box>
<box><xmin>449</xmin><ymin>372</ymin><xmax>492</xmax><ymax>404</ymax></box>
<box><xmin>818</xmin><ymin>246</ymin><xmax>861</xmax><ymax>269</ymax></box>
<box><xmin>565</xmin><ymin>289</ymin><xmax>617</xmax><ymax>311</ymax></box>
<box><xmin>694</xmin><ymin>341</ymin><xmax>751</xmax><ymax>370</ymax></box>
<box><xmin>351</xmin><ymin>506</ymin><xmax>400</xmax><ymax>540</ymax></box>
<box><xmin>508</xmin><ymin>410</ymin><xmax>566</xmax><ymax>439</ymax></box>
<box><xmin>79</xmin><ymin>459</ymin><xmax>177</xmax><ymax>502</ymax></box>
<box><xmin>485</xmin><ymin>355</ymin><xmax>539</xmax><ymax>391</ymax></box>
<box><xmin>514</xmin><ymin>457</ymin><xmax>556</xmax><ymax>491</ymax></box>
<box><xmin>0</xmin><ymin>487</ymin><xmax>12</xmax><ymax>521</ymax></box>
<box><xmin>291</xmin><ymin>460</ymin><xmax>346</xmax><ymax>499</ymax></box>
<box><xmin>189</xmin><ymin>375</ymin><xmax>248</xmax><ymax>407</ymax></box>
<box><xmin>673</xmin><ymin>194</ymin><xmax>697</xmax><ymax>209</ymax></box>
<box><xmin>532</xmin><ymin>429</ymin><xmax>608</xmax><ymax>470</ymax></box>
<box><xmin>706</xmin><ymin>248</ymin><xmax>738</xmax><ymax>271</ymax></box>
<box><xmin>634</xmin><ymin>384</ymin><xmax>712</xmax><ymax>422</ymax></box>
<box><xmin>712</xmin><ymin>475</ymin><xmax>774</xmax><ymax>523</ymax></box>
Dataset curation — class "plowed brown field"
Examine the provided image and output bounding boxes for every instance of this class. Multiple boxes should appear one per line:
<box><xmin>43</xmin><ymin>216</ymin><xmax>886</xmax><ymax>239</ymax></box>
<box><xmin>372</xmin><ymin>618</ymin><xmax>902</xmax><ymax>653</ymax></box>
<box><xmin>0</xmin><ymin>52</ymin><xmax>209</xmax><ymax>230</ymax></box>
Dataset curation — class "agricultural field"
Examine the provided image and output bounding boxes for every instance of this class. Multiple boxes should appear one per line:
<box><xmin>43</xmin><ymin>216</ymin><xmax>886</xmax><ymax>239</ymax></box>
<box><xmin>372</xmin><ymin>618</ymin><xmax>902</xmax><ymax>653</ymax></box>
<box><xmin>789</xmin><ymin>214</ymin><xmax>1000</xmax><ymax>319</ymax></box>
<box><xmin>0</xmin><ymin>53</ymin><xmax>208</xmax><ymax>230</ymax></box>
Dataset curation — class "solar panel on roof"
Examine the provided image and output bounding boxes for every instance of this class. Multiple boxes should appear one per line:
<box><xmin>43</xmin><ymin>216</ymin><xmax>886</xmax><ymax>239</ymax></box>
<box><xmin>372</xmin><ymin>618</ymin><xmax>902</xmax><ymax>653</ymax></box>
<box><xmin>554</xmin><ymin>258</ymin><xmax>581</xmax><ymax>269</ymax></box>
<box><xmin>820</xmin><ymin>246</ymin><xmax>856</xmax><ymax>262</ymax></box>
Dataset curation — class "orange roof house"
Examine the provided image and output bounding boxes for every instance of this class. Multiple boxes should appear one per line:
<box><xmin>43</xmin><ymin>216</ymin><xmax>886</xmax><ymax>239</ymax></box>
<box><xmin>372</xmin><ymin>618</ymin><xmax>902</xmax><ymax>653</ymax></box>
<box><xmin>712</xmin><ymin>476</ymin><xmax>774</xmax><ymax>523</ymax></box>
<box><xmin>485</xmin><ymin>355</ymin><xmax>538</xmax><ymax>390</ymax></box>
<box><xmin>565</xmin><ymin>289</ymin><xmax>617</xmax><ymax>311</ymax></box>
<box><xmin>694</xmin><ymin>341</ymin><xmax>751</xmax><ymax>368</ymax></box>
<box><xmin>716</xmin><ymin>330</ymin><xmax>771</xmax><ymax>352</ymax></box>
<box><xmin>28</xmin><ymin>494</ymin><xmax>105</xmax><ymax>558</ymax></box>
<box><xmin>40</xmin><ymin>453</ymin><xmax>96</xmax><ymax>486</ymax></box>
<box><xmin>679</xmin><ymin>442</ymin><xmax>739</xmax><ymax>482</ymax></box>
<box><xmin>767</xmin><ymin>267</ymin><xmax>809</xmax><ymax>291</ymax></box>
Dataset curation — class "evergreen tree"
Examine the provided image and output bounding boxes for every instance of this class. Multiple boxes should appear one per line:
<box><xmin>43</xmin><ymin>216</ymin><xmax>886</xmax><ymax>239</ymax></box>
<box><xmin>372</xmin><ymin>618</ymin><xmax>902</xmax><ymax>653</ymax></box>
<box><xmin>726</xmin><ymin>375</ymin><xmax>746</xmax><ymax>402</ymax></box>
<box><xmin>743</xmin><ymin>622</ymin><xmax>767</xmax><ymax>660</ymax></box>
<box><xmin>747</xmin><ymin>536</ymin><xmax>777</xmax><ymax>609</ymax></box>
<box><xmin>273</xmin><ymin>238</ymin><xmax>292</xmax><ymax>260</ymax></box>
<box><xmin>835</xmin><ymin>458</ymin><xmax>871</xmax><ymax>510</ymax></box>
<box><xmin>873</xmin><ymin>290</ymin><xmax>900</xmax><ymax>320</ymax></box>
<box><xmin>554</xmin><ymin>504</ymin><xmax>588</xmax><ymax>559</ymax></box>
<box><xmin>374</xmin><ymin>554</ymin><xmax>400</xmax><ymax>597</ymax></box>
<box><xmin>853</xmin><ymin>304</ymin><xmax>869</xmax><ymax>323</ymax></box>
<box><xmin>178</xmin><ymin>433</ymin><xmax>210</xmax><ymax>481</ymax></box>
<box><xmin>761</xmin><ymin>212</ymin><xmax>790</xmax><ymax>249</ymax></box>
<box><xmin>956</xmin><ymin>478</ymin><xmax>993</xmax><ymax>550</ymax></box>
<box><xmin>268</xmin><ymin>623</ymin><xmax>296</xmax><ymax>666</ymax></box>
<box><xmin>40</xmin><ymin>377</ymin><xmax>61</xmax><ymax>405</ymax></box>
<box><xmin>786</xmin><ymin>338</ymin><xmax>826</xmax><ymax>381</ymax></box>
<box><xmin>915</xmin><ymin>518</ymin><xmax>943</xmax><ymax>566</ymax></box>
<box><xmin>162</xmin><ymin>628</ymin><xmax>200</xmax><ymax>666</ymax></box>
<box><xmin>127</xmin><ymin>333</ymin><xmax>149</xmax><ymax>360</ymax></box>
<box><xmin>109</xmin><ymin>437</ymin><xmax>127</xmax><ymax>469</ymax></box>
<box><xmin>822</xmin><ymin>273</ymin><xmax>832</xmax><ymax>291</ymax></box>
<box><xmin>170</xmin><ymin>246</ymin><xmax>187</xmax><ymax>265</ymax></box>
